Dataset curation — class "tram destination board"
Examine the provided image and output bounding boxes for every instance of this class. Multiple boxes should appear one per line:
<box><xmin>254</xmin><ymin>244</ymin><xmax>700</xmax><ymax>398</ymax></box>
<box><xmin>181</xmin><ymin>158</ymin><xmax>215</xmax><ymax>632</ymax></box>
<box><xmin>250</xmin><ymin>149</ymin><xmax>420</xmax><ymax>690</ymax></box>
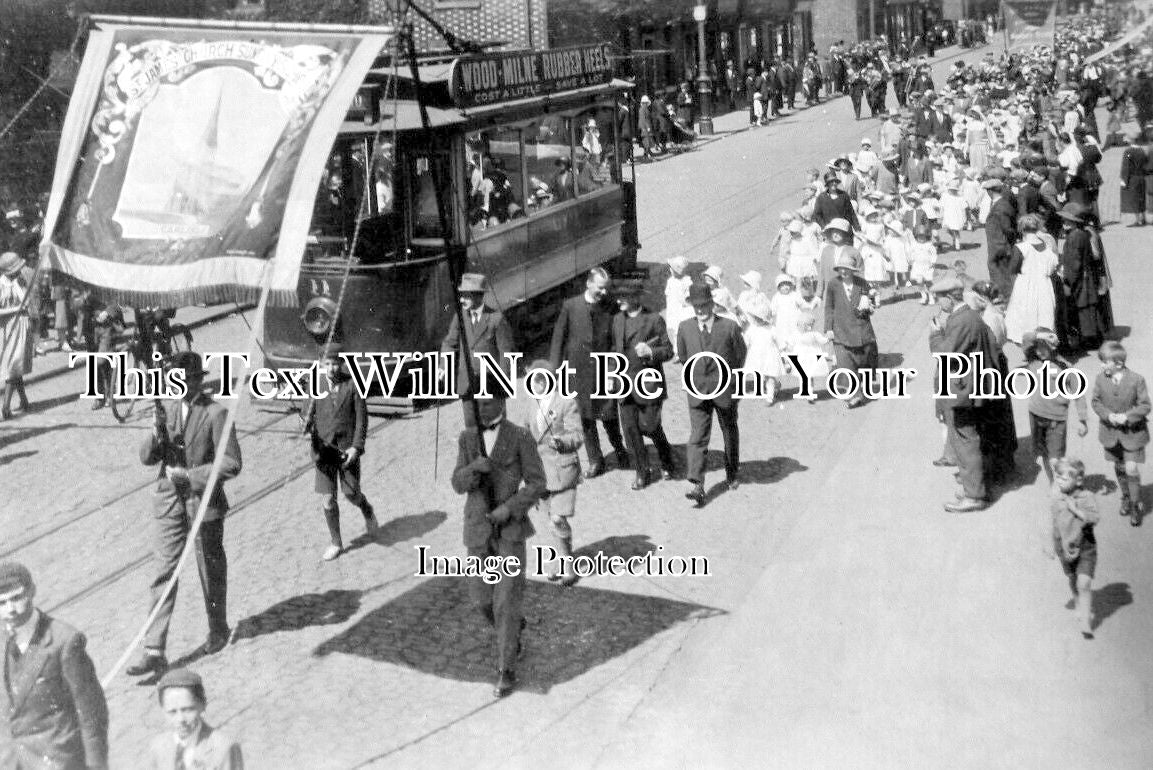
<box><xmin>449</xmin><ymin>43</ymin><xmax>614</xmax><ymax>108</ymax></box>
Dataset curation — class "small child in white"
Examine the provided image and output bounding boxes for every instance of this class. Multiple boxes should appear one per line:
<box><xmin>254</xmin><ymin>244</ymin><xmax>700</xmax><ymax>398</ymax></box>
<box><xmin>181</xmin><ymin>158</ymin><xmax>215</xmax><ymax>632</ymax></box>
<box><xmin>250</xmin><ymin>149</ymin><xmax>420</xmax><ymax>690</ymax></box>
<box><xmin>940</xmin><ymin>178</ymin><xmax>967</xmax><ymax>251</ymax></box>
<box><xmin>883</xmin><ymin>219</ymin><xmax>911</xmax><ymax>295</ymax></box>
<box><xmin>908</xmin><ymin>225</ymin><xmax>938</xmax><ymax>304</ymax></box>
<box><xmin>742</xmin><ymin>292</ymin><xmax>784</xmax><ymax>405</ymax></box>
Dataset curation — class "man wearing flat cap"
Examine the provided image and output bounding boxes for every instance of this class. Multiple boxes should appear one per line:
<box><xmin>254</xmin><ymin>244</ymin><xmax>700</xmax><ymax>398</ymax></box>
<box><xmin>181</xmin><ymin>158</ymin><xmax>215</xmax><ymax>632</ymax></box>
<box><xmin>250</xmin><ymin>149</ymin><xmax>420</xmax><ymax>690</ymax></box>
<box><xmin>441</xmin><ymin>272</ymin><xmax>515</xmax><ymax>414</ymax></box>
<box><xmin>303</xmin><ymin>341</ymin><xmax>379</xmax><ymax>562</ymax></box>
<box><xmin>929</xmin><ymin>277</ymin><xmax>1000</xmax><ymax>512</ymax></box>
<box><xmin>678</xmin><ymin>282</ymin><xmax>746</xmax><ymax>504</ymax></box>
<box><xmin>612</xmin><ymin>278</ymin><xmax>676</xmax><ymax>490</ymax></box>
<box><xmin>129</xmin><ymin>351</ymin><xmax>242</xmax><ymax>677</ymax></box>
<box><xmin>983</xmin><ymin>178</ymin><xmax>1021</xmax><ymax>301</ymax></box>
<box><xmin>1</xmin><ymin>562</ymin><xmax>109</xmax><ymax>770</ymax></box>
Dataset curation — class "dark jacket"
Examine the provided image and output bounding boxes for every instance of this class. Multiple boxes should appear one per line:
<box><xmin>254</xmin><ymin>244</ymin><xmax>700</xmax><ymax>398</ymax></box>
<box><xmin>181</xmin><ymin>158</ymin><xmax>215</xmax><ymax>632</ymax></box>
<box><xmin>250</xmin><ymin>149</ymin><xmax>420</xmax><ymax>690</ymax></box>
<box><xmin>985</xmin><ymin>196</ymin><xmax>1020</xmax><ymax>298</ymax></box>
<box><xmin>612</xmin><ymin>308</ymin><xmax>672</xmax><ymax>405</ymax></box>
<box><xmin>451</xmin><ymin>421</ymin><xmax>546</xmax><ymax>548</ymax></box>
<box><xmin>824</xmin><ymin>274</ymin><xmax>878</xmax><ymax>348</ymax></box>
<box><xmin>139</xmin><ymin>393</ymin><xmax>242</xmax><ymax>521</ymax></box>
<box><xmin>813</xmin><ymin>191</ymin><xmax>860</xmax><ymax>230</ymax></box>
<box><xmin>676</xmin><ymin>315</ymin><xmax>747</xmax><ymax>408</ymax></box>
<box><xmin>304</xmin><ymin>377</ymin><xmax>367</xmax><ymax>462</ymax></box>
<box><xmin>441</xmin><ymin>305</ymin><xmax>515</xmax><ymax>398</ymax></box>
<box><xmin>549</xmin><ymin>294</ymin><xmax>618</xmax><ymax>418</ymax></box>
<box><xmin>1</xmin><ymin>614</ymin><xmax>109</xmax><ymax>770</ymax></box>
<box><xmin>929</xmin><ymin>303</ymin><xmax>1000</xmax><ymax>408</ymax></box>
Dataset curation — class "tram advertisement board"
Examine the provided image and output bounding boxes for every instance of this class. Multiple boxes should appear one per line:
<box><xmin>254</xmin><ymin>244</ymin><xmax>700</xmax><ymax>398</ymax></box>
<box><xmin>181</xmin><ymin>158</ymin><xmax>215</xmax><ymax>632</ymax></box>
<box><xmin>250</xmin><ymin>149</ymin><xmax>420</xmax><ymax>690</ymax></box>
<box><xmin>40</xmin><ymin>21</ymin><xmax>388</xmax><ymax>307</ymax></box>
<box><xmin>450</xmin><ymin>43</ymin><xmax>614</xmax><ymax>108</ymax></box>
<box><xmin>1001</xmin><ymin>0</ymin><xmax>1057</xmax><ymax>51</ymax></box>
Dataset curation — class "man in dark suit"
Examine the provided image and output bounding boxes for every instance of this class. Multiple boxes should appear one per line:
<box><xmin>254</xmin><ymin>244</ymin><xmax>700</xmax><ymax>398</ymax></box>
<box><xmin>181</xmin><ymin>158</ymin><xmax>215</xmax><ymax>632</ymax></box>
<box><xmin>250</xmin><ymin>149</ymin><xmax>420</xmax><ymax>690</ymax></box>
<box><xmin>677</xmin><ymin>283</ymin><xmax>746</xmax><ymax>505</ymax></box>
<box><xmin>824</xmin><ymin>252</ymin><xmax>878</xmax><ymax>409</ymax></box>
<box><xmin>723</xmin><ymin>60</ymin><xmax>740</xmax><ymax>112</ymax></box>
<box><xmin>929</xmin><ymin>278</ymin><xmax>999</xmax><ymax>512</ymax></box>
<box><xmin>304</xmin><ymin>342</ymin><xmax>378</xmax><ymax>561</ymax></box>
<box><xmin>550</xmin><ymin>267</ymin><xmax>628</xmax><ymax>477</ymax></box>
<box><xmin>451</xmin><ymin>398</ymin><xmax>546</xmax><ymax>697</ymax></box>
<box><xmin>983</xmin><ymin>178</ymin><xmax>1021</xmax><ymax>301</ymax></box>
<box><xmin>929</xmin><ymin>98</ymin><xmax>953</xmax><ymax>143</ymax></box>
<box><xmin>612</xmin><ymin>279</ymin><xmax>676</xmax><ymax>490</ymax></box>
<box><xmin>1</xmin><ymin>562</ymin><xmax>109</xmax><ymax>770</ymax></box>
<box><xmin>911</xmin><ymin>97</ymin><xmax>934</xmax><ymax>141</ymax></box>
<box><xmin>441</xmin><ymin>272</ymin><xmax>516</xmax><ymax>416</ymax></box>
<box><xmin>128</xmin><ymin>351</ymin><xmax>242</xmax><ymax>677</ymax></box>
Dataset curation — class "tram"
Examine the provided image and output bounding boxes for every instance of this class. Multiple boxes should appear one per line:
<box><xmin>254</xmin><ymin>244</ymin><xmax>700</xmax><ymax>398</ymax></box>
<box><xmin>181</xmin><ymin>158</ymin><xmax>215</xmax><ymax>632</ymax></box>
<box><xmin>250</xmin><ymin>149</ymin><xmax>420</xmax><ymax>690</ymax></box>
<box><xmin>264</xmin><ymin>43</ymin><xmax>640</xmax><ymax>387</ymax></box>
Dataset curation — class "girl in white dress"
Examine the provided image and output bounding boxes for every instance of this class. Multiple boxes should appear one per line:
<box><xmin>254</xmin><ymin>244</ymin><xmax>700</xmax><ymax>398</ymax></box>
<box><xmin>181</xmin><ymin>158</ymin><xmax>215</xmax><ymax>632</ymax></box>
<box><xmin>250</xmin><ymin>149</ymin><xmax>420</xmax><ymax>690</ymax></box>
<box><xmin>736</xmin><ymin>270</ymin><xmax>769</xmax><ymax>329</ymax></box>
<box><xmin>703</xmin><ymin>264</ymin><xmax>739</xmax><ymax>323</ymax></box>
<box><xmin>787</xmin><ymin>276</ymin><xmax>831</xmax><ymax>402</ymax></box>
<box><xmin>883</xmin><ymin>220</ymin><xmax>910</xmax><ymax>295</ymax></box>
<box><xmin>908</xmin><ymin>225</ymin><xmax>938</xmax><ymax>305</ymax></box>
<box><xmin>742</xmin><ymin>292</ymin><xmax>784</xmax><ymax>405</ymax></box>
<box><xmin>770</xmin><ymin>273</ymin><xmax>802</xmax><ymax>352</ymax></box>
<box><xmin>941</xmin><ymin>178</ymin><xmax>968</xmax><ymax>251</ymax></box>
<box><xmin>1004</xmin><ymin>216</ymin><xmax>1059</xmax><ymax>345</ymax></box>
<box><xmin>859</xmin><ymin>227</ymin><xmax>891</xmax><ymax>303</ymax></box>
<box><xmin>780</xmin><ymin>220</ymin><xmax>818</xmax><ymax>282</ymax></box>
<box><xmin>664</xmin><ymin>255</ymin><xmax>693</xmax><ymax>353</ymax></box>
<box><xmin>768</xmin><ymin>211</ymin><xmax>794</xmax><ymax>268</ymax></box>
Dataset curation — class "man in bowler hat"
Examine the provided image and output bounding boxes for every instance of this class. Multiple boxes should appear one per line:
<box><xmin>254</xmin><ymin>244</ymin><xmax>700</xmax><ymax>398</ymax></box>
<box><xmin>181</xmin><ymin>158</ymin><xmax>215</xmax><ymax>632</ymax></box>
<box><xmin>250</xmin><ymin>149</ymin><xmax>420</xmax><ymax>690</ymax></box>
<box><xmin>128</xmin><ymin>351</ymin><xmax>242</xmax><ymax>677</ymax></box>
<box><xmin>1</xmin><ymin>561</ymin><xmax>109</xmax><ymax>770</ymax></box>
<box><xmin>451</xmin><ymin>397</ymin><xmax>546</xmax><ymax>697</ymax></box>
<box><xmin>303</xmin><ymin>341</ymin><xmax>379</xmax><ymax>561</ymax></box>
<box><xmin>441</xmin><ymin>273</ymin><xmax>515</xmax><ymax>417</ymax></box>
<box><xmin>677</xmin><ymin>282</ymin><xmax>746</xmax><ymax>505</ymax></box>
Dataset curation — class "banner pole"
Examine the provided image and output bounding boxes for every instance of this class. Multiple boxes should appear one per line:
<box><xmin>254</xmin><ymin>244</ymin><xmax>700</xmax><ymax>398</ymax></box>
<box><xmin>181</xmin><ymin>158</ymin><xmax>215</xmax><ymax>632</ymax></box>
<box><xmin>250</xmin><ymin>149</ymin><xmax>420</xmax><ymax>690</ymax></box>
<box><xmin>99</xmin><ymin>264</ymin><xmax>274</xmax><ymax>688</ymax></box>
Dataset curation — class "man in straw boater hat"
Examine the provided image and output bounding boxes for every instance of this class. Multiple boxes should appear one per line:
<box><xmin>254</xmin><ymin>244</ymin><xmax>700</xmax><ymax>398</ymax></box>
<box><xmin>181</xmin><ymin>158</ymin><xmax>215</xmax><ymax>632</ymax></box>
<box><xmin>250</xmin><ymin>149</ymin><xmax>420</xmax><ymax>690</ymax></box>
<box><xmin>303</xmin><ymin>341</ymin><xmax>379</xmax><ymax>562</ymax></box>
<box><xmin>451</xmin><ymin>395</ymin><xmax>545</xmax><ymax>697</ymax></box>
<box><xmin>823</xmin><ymin>250</ymin><xmax>877</xmax><ymax>410</ymax></box>
<box><xmin>677</xmin><ymin>282</ymin><xmax>746</xmax><ymax>505</ymax></box>
<box><xmin>127</xmin><ymin>351</ymin><xmax>242</xmax><ymax>678</ymax></box>
<box><xmin>0</xmin><ymin>561</ymin><xmax>109</xmax><ymax>769</ymax></box>
<box><xmin>612</xmin><ymin>276</ymin><xmax>677</xmax><ymax>490</ymax></box>
<box><xmin>440</xmin><ymin>272</ymin><xmax>515</xmax><ymax>418</ymax></box>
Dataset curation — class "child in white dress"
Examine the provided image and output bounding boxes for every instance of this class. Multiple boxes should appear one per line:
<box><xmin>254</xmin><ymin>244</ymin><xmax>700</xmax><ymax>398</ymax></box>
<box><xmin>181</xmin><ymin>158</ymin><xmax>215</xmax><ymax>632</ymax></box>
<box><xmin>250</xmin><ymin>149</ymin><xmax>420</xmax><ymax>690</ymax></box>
<box><xmin>787</xmin><ymin>276</ymin><xmax>832</xmax><ymax>403</ymax></box>
<box><xmin>883</xmin><ymin>219</ymin><xmax>911</xmax><ymax>295</ymax></box>
<box><xmin>908</xmin><ymin>225</ymin><xmax>938</xmax><ymax>305</ymax></box>
<box><xmin>780</xmin><ymin>220</ymin><xmax>818</xmax><ymax>281</ymax></box>
<box><xmin>940</xmin><ymin>178</ymin><xmax>968</xmax><ymax>251</ymax></box>
<box><xmin>736</xmin><ymin>270</ymin><xmax>769</xmax><ymax>329</ymax></box>
<box><xmin>742</xmin><ymin>293</ymin><xmax>784</xmax><ymax>405</ymax></box>
<box><xmin>960</xmin><ymin>168</ymin><xmax>982</xmax><ymax>230</ymax></box>
<box><xmin>664</xmin><ymin>255</ymin><xmax>693</xmax><ymax>353</ymax></box>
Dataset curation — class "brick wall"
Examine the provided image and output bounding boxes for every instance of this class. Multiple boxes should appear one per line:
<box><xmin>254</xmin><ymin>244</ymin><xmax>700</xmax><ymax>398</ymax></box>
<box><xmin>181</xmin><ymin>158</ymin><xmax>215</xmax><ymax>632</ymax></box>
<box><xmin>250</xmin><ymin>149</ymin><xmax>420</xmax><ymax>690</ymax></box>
<box><xmin>365</xmin><ymin>0</ymin><xmax>548</xmax><ymax>51</ymax></box>
<box><xmin>810</xmin><ymin>0</ymin><xmax>863</xmax><ymax>54</ymax></box>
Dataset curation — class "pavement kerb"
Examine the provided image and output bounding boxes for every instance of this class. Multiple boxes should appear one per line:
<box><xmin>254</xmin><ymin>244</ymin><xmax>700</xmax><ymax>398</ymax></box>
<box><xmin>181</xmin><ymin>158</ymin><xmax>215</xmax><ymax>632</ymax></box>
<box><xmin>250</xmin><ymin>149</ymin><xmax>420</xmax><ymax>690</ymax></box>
<box><xmin>24</xmin><ymin>302</ymin><xmax>256</xmax><ymax>386</ymax></box>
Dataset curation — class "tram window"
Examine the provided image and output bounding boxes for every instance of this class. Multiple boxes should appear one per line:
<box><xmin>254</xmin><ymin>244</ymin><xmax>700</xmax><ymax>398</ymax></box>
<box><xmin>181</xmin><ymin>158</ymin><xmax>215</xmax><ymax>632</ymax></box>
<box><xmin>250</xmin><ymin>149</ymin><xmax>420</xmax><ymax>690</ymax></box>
<box><xmin>310</xmin><ymin>150</ymin><xmax>346</xmax><ymax>239</ymax></box>
<box><xmin>574</xmin><ymin>108</ymin><xmax>619</xmax><ymax>194</ymax></box>
<box><xmin>464</xmin><ymin>128</ymin><xmax>525</xmax><ymax>234</ymax></box>
<box><xmin>410</xmin><ymin>153</ymin><xmax>451</xmax><ymax>239</ymax></box>
<box><xmin>523</xmin><ymin>116</ymin><xmax>574</xmax><ymax>211</ymax></box>
<box><xmin>370</xmin><ymin>141</ymin><xmax>395</xmax><ymax>216</ymax></box>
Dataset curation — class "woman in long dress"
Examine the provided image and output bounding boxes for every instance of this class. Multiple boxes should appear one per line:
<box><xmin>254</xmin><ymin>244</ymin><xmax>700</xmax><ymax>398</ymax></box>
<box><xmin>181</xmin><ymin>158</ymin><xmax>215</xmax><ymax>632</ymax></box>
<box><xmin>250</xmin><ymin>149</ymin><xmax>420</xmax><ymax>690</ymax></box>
<box><xmin>1055</xmin><ymin>203</ymin><xmax>1108</xmax><ymax>353</ymax></box>
<box><xmin>1004</xmin><ymin>215</ymin><xmax>1059</xmax><ymax>345</ymax></box>
<box><xmin>0</xmin><ymin>251</ymin><xmax>35</xmax><ymax>419</ymax></box>
<box><xmin>965</xmin><ymin>108</ymin><xmax>990</xmax><ymax>171</ymax></box>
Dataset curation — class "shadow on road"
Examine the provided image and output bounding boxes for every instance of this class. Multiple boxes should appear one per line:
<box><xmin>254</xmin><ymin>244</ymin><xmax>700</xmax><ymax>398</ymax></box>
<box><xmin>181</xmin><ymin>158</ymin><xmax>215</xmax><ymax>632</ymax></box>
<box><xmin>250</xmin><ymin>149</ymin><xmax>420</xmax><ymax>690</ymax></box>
<box><xmin>0</xmin><ymin>422</ymin><xmax>74</xmax><ymax>452</ymax></box>
<box><xmin>1092</xmin><ymin>582</ymin><xmax>1133</xmax><ymax>631</ymax></box>
<box><xmin>704</xmin><ymin>451</ymin><xmax>808</xmax><ymax>484</ymax></box>
<box><xmin>0</xmin><ymin>450</ymin><xmax>37</xmax><ymax>466</ymax></box>
<box><xmin>233</xmin><ymin>589</ymin><xmax>364</xmax><ymax>645</ymax></box>
<box><xmin>344</xmin><ymin>510</ymin><xmax>448</xmax><ymax>556</ymax></box>
<box><xmin>313</xmin><ymin>575</ymin><xmax>723</xmax><ymax>694</ymax></box>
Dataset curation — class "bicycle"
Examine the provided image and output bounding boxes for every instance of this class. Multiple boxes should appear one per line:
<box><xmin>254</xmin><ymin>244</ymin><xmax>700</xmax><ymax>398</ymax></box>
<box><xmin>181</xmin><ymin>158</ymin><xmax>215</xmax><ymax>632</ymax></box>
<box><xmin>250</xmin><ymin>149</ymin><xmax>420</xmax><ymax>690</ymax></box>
<box><xmin>108</xmin><ymin>309</ymin><xmax>194</xmax><ymax>424</ymax></box>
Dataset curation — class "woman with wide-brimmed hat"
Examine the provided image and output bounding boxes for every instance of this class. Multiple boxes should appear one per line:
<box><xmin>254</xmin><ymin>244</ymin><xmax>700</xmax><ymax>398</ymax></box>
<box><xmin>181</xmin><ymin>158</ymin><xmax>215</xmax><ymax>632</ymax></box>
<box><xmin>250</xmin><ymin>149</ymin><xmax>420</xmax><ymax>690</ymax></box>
<box><xmin>0</xmin><ymin>251</ymin><xmax>36</xmax><ymax>418</ymax></box>
<box><xmin>1055</xmin><ymin>202</ymin><xmax>1109</xmax><ymax>352</ymax></box>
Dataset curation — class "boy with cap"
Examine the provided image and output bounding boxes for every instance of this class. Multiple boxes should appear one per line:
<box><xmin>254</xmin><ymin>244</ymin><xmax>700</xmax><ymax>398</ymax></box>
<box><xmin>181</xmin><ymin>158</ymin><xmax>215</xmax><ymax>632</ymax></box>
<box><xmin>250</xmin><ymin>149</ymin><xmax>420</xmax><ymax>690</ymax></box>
<box><xmin>0</xmin><ymin>561</ymin><xmax>109</xmax><ymax>770</ymax></box>
<box><xmin>150</xmin><ymin>668</ymin><xmax>243</xmax><ymax>769</ymax></box>
<box><xmin>303</xmin><ymin>342</ymin><xmax>379</xmax><ymax>561</ymax></box>
<box><xmin>129</xmin><ymin>351</ymin><xmax>242</xmax><ymax>677</ymax></box>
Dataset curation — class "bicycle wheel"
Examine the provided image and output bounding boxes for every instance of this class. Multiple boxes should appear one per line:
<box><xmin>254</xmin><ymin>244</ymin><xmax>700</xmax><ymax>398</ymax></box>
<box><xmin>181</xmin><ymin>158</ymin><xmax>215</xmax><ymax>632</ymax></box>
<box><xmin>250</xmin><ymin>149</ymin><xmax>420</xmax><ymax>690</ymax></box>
<box><xmin>110</xmin><ymin>342</ymin><xmax>145</xmax><ymax>424</ymax></box>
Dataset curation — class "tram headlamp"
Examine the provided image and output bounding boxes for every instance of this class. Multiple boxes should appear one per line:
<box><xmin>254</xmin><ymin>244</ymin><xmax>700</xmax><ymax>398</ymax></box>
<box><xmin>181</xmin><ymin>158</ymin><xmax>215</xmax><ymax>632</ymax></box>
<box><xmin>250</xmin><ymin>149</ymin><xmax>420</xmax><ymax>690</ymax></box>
<box><xmin>301</xmin><ymin>296</ymin><xmax>339</xmax><ymax>336</ymax></box>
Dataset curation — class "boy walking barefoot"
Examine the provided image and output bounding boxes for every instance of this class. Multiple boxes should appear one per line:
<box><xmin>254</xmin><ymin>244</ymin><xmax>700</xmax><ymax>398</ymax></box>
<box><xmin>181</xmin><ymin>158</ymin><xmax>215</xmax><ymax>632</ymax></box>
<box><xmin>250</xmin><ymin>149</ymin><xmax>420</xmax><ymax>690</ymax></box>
<box><xmin>1050</xmin><ymin>458</ymin><xmax>1100</xmax><ymax>639</ymax></box>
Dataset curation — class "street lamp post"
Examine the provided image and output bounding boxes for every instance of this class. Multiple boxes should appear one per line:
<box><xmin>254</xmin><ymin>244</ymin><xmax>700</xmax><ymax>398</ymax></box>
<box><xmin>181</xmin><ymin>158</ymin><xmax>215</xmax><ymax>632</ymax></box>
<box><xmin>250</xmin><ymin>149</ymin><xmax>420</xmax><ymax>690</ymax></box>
<box><xmin>693</xmin><ymin>3</ymin><xmax>714</xmax><ymax>136</ymax></box>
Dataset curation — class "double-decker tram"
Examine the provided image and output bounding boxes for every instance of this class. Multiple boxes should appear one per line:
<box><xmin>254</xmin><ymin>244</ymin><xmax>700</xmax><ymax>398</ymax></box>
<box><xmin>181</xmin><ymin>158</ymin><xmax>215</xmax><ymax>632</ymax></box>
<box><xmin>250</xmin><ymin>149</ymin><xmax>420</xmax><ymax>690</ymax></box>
<box><xmin>264</xmin><ymin>43</ymin><xmax>639</xmax><ymax>399</ymax></box>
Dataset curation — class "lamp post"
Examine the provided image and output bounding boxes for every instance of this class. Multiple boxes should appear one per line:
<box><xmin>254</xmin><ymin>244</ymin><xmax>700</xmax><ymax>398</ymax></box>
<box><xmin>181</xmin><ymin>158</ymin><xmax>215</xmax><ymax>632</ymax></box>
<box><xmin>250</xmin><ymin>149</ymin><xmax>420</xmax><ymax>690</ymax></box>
<box><xmin>693</xmin><ymin>3</ymin><xmax>714</xmax><ymax>135</ymax></box>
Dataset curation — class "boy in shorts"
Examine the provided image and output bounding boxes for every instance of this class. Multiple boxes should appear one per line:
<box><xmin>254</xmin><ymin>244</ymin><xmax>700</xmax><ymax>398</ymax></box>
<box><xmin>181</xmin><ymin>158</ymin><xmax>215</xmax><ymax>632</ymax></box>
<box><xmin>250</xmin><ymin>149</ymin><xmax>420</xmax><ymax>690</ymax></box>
<box><xmin>1050</xmin><ymin>458</ymin><xmax>1100</xmax><ymax>639</ymax></box>
<box><xmin>303</xmin><ymin>342</ymin><xmax>378</xmax><ymax>560</ymax></box>
<box><xmin>1091</xmin><ymin>341</ymin><xmax>1151</xmax><ymax>526</ymax></box>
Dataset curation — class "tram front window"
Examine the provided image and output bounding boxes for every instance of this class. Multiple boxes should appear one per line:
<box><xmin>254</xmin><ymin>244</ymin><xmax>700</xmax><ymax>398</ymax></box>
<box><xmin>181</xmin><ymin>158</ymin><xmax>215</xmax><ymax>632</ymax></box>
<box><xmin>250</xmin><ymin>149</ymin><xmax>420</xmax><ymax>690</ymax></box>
<box><xmin>309</xmin><ymin>140</ymin><xmax>405</xmax><ymax>264</ymax></box>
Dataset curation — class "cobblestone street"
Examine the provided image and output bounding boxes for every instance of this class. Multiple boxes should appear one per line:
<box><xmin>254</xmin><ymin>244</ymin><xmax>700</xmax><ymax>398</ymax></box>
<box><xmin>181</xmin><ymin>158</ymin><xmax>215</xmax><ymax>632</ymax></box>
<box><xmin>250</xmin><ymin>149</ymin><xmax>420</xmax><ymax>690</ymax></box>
<box><xmin>3</xmin><ymin>44</ymin><xmax>1152</xmax><ymax>769</ymax></box>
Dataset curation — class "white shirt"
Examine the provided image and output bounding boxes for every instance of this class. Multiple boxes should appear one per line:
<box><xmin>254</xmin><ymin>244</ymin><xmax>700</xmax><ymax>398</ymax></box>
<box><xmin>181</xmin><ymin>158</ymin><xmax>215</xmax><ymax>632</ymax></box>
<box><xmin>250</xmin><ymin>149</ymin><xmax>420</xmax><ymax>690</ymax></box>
<box><xmin>173</xmin><ymin>722</ymin><xmax>206</xmax><ymax>767</ymax></box>
<box><xmin>482</xmin><ymin>418</ymin><xmax>502</xmax><ymax>456</ymax></box>
<box><xmin>9</xmin><ymin>608</ymin><xmax>40</xmax><ymax>654</ymax></box>
<box><xmin>698</xmin><ymin>316</ymin><xmax>715</xmax><ymax>335</ymax></box>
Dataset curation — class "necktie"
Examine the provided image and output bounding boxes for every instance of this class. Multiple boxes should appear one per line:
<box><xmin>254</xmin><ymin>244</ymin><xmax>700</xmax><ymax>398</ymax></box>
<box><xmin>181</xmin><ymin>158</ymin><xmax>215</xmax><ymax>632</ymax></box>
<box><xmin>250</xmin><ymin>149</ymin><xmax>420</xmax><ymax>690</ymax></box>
<box><xmin>699</xmin><ymin>323</ymin><xmax>710</xmax><ymax>349</ymax></box>
<box><xmin>174</xmin><ymin>743</ymin><xmax>187</xmax><ymax>770</ymax></box>
<box><xmin>472</xmin><ymin>311</ymin><xmax>481</xmax><ymax>326</ymax></box>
